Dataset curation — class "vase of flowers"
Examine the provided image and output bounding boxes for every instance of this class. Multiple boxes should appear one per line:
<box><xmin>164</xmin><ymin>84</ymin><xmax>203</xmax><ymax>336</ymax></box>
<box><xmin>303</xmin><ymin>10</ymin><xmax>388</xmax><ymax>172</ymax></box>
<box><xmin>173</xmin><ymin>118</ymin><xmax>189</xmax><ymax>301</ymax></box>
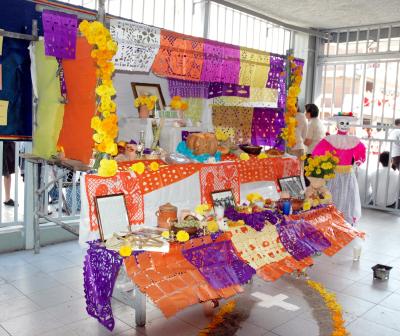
<box><xmin>303</xmin><ymin>152</ymin><xmax>339</xmax><ymax>205</ymax></box>
<box><xmin>170</xmin><ymin>96</ymin><xmax>188</xmax><ymax>119</ymax></box>
<box><xmin>134</xmin><ymin>95</ymin><xmax>158</xmax><ymax>119</ymax></box>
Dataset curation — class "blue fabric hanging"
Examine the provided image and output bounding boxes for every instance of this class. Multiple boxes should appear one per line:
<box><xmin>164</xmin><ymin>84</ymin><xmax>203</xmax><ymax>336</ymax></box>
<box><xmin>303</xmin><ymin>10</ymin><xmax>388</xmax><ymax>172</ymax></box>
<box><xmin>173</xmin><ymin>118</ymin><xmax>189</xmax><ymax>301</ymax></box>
<box><xmin>0</xmin><ymin>38</ymin><xmax>32</xmax><ymax>140</ymax></box>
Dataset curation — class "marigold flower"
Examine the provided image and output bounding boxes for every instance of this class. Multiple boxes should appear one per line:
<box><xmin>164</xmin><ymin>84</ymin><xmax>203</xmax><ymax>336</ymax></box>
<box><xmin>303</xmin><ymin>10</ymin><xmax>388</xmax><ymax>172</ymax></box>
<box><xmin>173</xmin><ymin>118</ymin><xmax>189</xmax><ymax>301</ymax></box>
<box><xmin>98</xmin><ymin>159</ymin><xmax>118</xmax><ymax>177</ymax></box>
<box><xmin>149</xmin><ymin>162</ymin><xmax>160</xmax><ymax>171</ymax></box>
<box><xmin>161</xmin><ymin>231</ymin><xmax>170</xmax><ymax>239</ymax></box>
<box><xmin>176</xmin><ymin>230</ymin><xmax>190</xmax><ymax>242</ymax></box>
<box><xmin>257</xmin><ymin>152</ymin><xmax>268</xmax><ymax>159</ymax></box>
<box><xmin>119</xmin><ymin>245</ymin><xmax>132</xmax><ymax>257</ymax></box>
<box><xmin>207</xmin><ymin>220</ymin><xmax>219</xmax><ymax>233</ymax></box>
<box><xmin>130</xmin><ymin>162</ymin><xmax>145</xmax><ymax>175</ymax></box>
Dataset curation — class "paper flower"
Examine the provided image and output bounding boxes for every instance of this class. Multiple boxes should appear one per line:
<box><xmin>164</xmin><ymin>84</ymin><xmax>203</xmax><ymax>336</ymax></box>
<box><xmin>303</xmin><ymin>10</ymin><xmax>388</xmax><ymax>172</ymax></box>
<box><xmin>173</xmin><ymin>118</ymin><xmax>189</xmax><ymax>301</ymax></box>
<box><xmin>119</xmin><ymin>245</ymin><xmax>132</xmax><ymax>257</ymax></box>
<box><xmin>257</xmin><ymin>152</ymin><xmax>268</xmax><ymax>159</ymax></box>
<box><xmin>98</xmin><ymin>159</ymin><xmax>118</xmax><ymax>177</ymax></box>
<box><xmin>149</xmin><ymin>162</ymin><xmax>160</xmax><ymax>172</ymax></box>
<box><xmin>161</xmin><ymin>231</ymin><xmax>170</xmax><ymax>239</ymax></box>
<box><xmin>239</xmin><ymin>153</ymin><xmax>250</xmax><ymax>161</ymax></box>
<box><xmin>176</xmin><ymin>230</ymin><xmax>190</xmax><ymax>242</ymax></box>
<box><xmin>130</xmin><ymin>162</ymin><xmax>145</xmax><ymax>175</ymax></box>
<box><xmin>207</xmin><ymin>220</ymin><xmax>219</xmax><ymax>233</ymax></box>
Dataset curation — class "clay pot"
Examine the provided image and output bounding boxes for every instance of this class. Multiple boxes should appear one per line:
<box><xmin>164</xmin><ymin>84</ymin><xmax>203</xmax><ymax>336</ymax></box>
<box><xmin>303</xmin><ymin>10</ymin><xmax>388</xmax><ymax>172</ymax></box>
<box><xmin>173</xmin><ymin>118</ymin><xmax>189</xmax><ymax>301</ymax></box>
<box><xmin>155</xmin><ymin>203</ymin><xmax>178</xmax><ymax>229</ymax></box>
<box><xmin>138</xmin><ymin>105</ymin><xmax>149</xmax><ymax>119</ymax></box>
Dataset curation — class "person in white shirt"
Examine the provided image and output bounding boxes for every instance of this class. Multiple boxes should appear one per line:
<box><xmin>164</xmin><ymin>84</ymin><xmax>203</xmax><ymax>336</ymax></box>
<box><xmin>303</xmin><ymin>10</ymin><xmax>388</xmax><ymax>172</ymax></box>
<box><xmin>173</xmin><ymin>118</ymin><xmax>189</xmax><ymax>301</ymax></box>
<box><xmin>356</xmin><ymin>165</ymin><xmax>372</xmax><ymax>205</ymax></box>
<box><xmin>288</xmin><ymin>101</ymin><xmax>308</xmax><ymax>158</ymax></box>
<box><xmin>304</xmin><ymin>104</ymin><xmax>325</xmax><ymax>154</ymax></box>
<box><xmin>371</xmin><ymin>151</ymin><xmax>400</xmax><ymax>207</ymax></box>
<box><xmin>389</xmin><ymin>119</ymin><xmax>400</xmax><ymax>170</ymax></box>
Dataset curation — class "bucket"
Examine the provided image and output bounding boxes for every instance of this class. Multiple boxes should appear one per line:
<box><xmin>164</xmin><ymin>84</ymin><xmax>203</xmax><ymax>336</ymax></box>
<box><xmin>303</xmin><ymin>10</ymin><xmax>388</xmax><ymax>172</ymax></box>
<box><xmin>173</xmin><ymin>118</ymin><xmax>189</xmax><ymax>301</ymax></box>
<box><xmin>372</xmin><ymin>264</ymin><xmax>392</xmax><ymax>281</ymax></box>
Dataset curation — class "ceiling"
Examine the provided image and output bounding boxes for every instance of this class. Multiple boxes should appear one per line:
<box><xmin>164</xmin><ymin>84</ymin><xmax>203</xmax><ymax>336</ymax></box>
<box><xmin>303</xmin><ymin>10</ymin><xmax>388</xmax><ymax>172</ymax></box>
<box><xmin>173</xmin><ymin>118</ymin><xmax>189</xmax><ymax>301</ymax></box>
<box><xmin>225</xmin><ymin>0</ymin><xmax>400</xmax><ymax>30</ymax></box>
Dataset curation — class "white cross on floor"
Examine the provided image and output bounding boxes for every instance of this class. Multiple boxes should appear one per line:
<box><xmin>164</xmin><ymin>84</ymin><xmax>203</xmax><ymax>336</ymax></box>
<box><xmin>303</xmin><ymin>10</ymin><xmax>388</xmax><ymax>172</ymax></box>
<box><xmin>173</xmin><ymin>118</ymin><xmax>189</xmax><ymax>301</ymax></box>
<box><xmin>251</xmin><ymin>292</ymin><xmax>300</xmax><ymax>311</ymax></box>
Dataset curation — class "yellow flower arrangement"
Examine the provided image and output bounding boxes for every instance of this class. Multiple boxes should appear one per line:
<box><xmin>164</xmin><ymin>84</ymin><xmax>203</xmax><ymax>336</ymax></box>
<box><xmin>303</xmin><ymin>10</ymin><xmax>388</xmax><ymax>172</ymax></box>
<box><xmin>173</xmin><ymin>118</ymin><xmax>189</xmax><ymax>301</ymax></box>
<box><xmin>246</xmin><ymin>192</ymin><xmax>264</xmax><ymax>203</ymax></box>
<box><xmin>195</xmin><ymin>204</ymin><xmax>211</xmax><ymax>216</ymax></box>
<box><xmin>239</xmin><ymin>153</ymin><xmax>250</xmax><ymax>161</ymax></box>
<box><xmin>215</xmin><ymin>127</ymin><xmax>235</xmax><ymax>142</ymax></box>
<box><xmin>119</xmin><ymin>245</ymin><xmax>132</xmax><ymax>257</ymax></box>
<box><xmin>280</xmin><ymin>56</ymin><xmax>303</xmax><ymax>148</ymax></box>
<box><xmin>307</xmin><ymin>280</ymin><xmax>349</xmax><ymax>336</ymax></box>
<box><xmin>305</xmin><ymin>151</ymin><xmax>339</xmax><ymax>179</ymax></box>
<box><xmin>176</xmin><ymin>230</ymin><xmax>190</xmax><ymax>242</ymax></box>
<box><xmin>98</xmin><ymin>159</ymin><xmax>118</xmax><ymax>177</ymax></box>
<box><xmin>207</xmin><ymin>220</ymin><xmax>219</xmax><ymax>233</ymax></box>
<box><xmin>134</xmin><ymin>95</ymin><xmax>157</xmax><ymax>110</ymax></box>
<box><xmin>130</xmin><ymin>162</ymin><xmax>146</xmax><ymax>175</ymax></box>
<box><xmin>79</xmin><ymin>20</ymin><xmax>119</xmax><ymax>176</ymax></box>
<box><xmin>149</xmin><ymin>161</ymin><xmax>160</xmax><ymax>172</ymax></box>
<box><xmin>170</xmin><ymin>96</ymin><xmax>188</xmax><ymax>111</ymax></box>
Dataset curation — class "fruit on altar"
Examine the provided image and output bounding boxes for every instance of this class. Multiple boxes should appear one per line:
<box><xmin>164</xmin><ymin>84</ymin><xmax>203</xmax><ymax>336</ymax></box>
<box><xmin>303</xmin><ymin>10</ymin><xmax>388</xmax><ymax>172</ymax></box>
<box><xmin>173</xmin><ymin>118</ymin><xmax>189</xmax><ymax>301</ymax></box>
<box><xmin>186</xmin><ymin>133</ymin><xmax>218</xmax><ymax>156</ymax></box>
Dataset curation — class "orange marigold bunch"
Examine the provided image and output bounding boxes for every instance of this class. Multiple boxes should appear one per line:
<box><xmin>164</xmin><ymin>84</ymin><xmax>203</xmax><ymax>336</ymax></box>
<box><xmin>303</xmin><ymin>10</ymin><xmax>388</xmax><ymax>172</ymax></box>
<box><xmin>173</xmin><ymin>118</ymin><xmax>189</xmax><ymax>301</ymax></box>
<box><xmin>281</xmin><ymin>56</ymin><xmax>303</xmax><ymax>148</ymax></box>
<box><xmin>79</xmin><ymin>20</ymin><xmax>119</xmax><ymax>177</ymax></box>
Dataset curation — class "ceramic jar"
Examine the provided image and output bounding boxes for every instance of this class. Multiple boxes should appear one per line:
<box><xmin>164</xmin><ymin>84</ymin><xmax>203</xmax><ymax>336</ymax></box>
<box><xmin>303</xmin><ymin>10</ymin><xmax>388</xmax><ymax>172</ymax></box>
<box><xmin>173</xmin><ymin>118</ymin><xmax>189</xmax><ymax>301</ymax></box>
<box><xmin>155</xmin><ymin>203</ymin><xmax>178</xmax><ymax>229</ymax></box>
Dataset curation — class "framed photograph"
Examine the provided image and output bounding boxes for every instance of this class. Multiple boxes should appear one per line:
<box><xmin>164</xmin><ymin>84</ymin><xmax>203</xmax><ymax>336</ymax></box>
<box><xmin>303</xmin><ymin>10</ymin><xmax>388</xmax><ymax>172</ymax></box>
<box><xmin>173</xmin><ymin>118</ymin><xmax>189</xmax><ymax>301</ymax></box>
<box><xmin>211</xmin><ymin>189</ymin><xmax>236</xmax><ymax>210</ymax></box>
<box><xmin>131</xmin><ymin>82</ymin><xmax>166</xmax><ymax>110</ymax></box>
<box><xmin>278</xmin><ymin>176</ymin><xmax>305</xmax><ymax>199</ymax></box>
<box><xmin>95</xmin><ymin>193</ymin><xmax>130</xmax><ymax>241</ymax></box>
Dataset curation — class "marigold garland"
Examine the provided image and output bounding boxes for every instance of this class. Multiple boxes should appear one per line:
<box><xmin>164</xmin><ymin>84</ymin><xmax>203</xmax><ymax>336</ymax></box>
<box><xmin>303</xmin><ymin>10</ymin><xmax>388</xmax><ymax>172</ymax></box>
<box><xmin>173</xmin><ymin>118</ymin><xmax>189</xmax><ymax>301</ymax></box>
<box><xmin>307</xmin><ymin>280</ymin><xmax>349</xmax><ymax>336</ymax></box>
<box><xmin>198</xmin><ymin>301</ymin><xmax>236</xmax><ymax>336</ymax></box>
<box><xmin>281</xmin><ymin>56</ymin><xmax>303</xmax><ymax>148</ymax></box>
<box><xmin>79</xmin><ymin>20</ymin><xmax>119</xmax><ymax>177</ymax></box>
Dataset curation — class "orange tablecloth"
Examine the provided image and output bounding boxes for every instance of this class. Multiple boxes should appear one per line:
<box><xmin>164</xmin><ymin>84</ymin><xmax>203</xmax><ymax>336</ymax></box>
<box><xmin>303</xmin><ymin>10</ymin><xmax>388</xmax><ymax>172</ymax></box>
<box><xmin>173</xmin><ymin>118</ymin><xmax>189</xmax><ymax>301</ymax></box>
<box><xmin>85</xmin><ymin>156</ymin><xmax>300</xmax><ymax>230</ymax></box>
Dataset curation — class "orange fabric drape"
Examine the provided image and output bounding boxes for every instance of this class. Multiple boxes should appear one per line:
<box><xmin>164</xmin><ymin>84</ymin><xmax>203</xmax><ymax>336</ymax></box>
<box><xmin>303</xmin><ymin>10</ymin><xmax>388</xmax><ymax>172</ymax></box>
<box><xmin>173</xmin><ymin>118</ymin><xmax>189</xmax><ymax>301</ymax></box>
<box><xmin>58</xmin><ymin>37</ymin><xmax>96</xmax><ymax>164</ymax></box>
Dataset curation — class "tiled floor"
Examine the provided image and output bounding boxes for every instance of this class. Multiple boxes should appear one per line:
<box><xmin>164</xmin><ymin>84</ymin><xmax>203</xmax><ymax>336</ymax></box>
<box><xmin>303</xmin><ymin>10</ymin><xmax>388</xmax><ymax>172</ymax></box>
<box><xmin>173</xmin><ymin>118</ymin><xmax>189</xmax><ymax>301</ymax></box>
<box><xmin>1</xmin><ymin>208</ymin><xmax>400</xmax><ymax>335</ymax></box>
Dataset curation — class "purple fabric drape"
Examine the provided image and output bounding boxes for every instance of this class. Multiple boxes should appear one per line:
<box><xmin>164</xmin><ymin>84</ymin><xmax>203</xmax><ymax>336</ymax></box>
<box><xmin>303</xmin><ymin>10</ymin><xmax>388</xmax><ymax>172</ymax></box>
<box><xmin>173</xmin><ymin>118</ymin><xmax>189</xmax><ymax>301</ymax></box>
<box><xmin>83</xmin><ymin>241</ymin><xmax>122</xmax><ymax>331</ymax></box>
<box><xmin>277</xmin><ymin>219</ymin><xmax>331</xmax><ymax>260</ymax></box>
<box><xmin>251</xmin><ymin>108</ymin><xmax>285</xmax><ymax>149</ymax></box>
<box><xmin>220</xmin><ymin>45</ymin><xmax>241</xmax><ymax>84</ymax></box>
<box><xmin>200</xmin><ymin>42</ymin><xmax>241</xmax><ymax>84</ymax></box>
<box><xmin>224</xmin><ymin>206</ymin><xmax>279</xmax><ymax>231</ymax></box>
<box><xmin>182</xmin><ymin>240</ymin><xmax>255</xmax><ymax>289</ymax></box>
<box><xmin>201</xmin><ymin>41</ymin><xmax>224</xmax><ymax>82</ymax></box>
<box><xmin>266</xmin><ymin>55</ymin><xmax>286</xmax><ymax>109</ymax></box>
<box><xmin>168</xmin><ymin>78</ymin><xmax>209</xmax><ymax>98</ymax></box>
<box><xmin>42</xmin><ymin>10</ymin><xmax>77</xmax><ymax>59</ymax></box>
<box><xmin>208</xmin><ymin>83</ymin><xmax>250</xmax><ymax>98</ymax></box>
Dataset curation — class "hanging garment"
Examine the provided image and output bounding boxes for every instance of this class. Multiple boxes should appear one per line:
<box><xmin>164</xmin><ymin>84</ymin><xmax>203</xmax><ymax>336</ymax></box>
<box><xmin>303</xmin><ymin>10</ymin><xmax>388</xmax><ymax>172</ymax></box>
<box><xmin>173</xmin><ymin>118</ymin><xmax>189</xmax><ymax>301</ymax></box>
<box><xmin>0</xmin><ymin>38</ymin><xmax>32</xmax><ymax>140</ymax></box>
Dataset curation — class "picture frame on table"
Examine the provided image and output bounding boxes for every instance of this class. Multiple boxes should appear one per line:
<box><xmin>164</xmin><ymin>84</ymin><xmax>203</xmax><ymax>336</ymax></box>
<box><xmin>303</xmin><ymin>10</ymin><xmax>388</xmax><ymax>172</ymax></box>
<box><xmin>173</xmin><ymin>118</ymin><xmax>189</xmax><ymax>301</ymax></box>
<box><xmin>211</xmin><ymin>189</ymin><xmax>236</xmax><ymax>210</ymax></box>
<box><xmin>94</xmin><ymin>193</ymin><xmax>130</xmax><ymax>241</ymax></box>
<box><xmin>278</xmin><ymin>176</ymin><xmax>305</xmax><ymax>199</ymax></box>
<box><xmin>131</xmin><ymin>82</ymin><xmax>166</xmax><ymax>111</ymax></box>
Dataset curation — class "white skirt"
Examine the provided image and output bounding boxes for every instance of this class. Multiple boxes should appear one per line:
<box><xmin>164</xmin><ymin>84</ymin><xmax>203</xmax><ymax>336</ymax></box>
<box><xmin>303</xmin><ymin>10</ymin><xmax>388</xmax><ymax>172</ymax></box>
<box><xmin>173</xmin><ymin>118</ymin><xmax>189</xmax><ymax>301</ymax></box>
<box><xmin>327</xmin><ymin>170</ymin><xmax>362</xmax><ymax>225</ymax></box>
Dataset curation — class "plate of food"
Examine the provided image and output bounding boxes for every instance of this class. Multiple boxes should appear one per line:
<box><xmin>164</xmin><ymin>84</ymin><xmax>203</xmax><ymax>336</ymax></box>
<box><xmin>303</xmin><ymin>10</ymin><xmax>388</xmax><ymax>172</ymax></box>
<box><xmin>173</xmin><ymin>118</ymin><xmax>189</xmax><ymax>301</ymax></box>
<box><xmin>266</xmin><ymin>148</ymin><xmax>284</xmax><ymax>157</ymax></box>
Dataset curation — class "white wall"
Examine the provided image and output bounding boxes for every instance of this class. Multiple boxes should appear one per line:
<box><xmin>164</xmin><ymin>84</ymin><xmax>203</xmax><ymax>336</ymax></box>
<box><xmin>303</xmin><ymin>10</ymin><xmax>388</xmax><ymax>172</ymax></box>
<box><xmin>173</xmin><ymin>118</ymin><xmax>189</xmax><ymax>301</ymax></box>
<box><xmin>114</xmin><ymin>71</ymin><xmax>171</xmax><ymax>121</ymax></box>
